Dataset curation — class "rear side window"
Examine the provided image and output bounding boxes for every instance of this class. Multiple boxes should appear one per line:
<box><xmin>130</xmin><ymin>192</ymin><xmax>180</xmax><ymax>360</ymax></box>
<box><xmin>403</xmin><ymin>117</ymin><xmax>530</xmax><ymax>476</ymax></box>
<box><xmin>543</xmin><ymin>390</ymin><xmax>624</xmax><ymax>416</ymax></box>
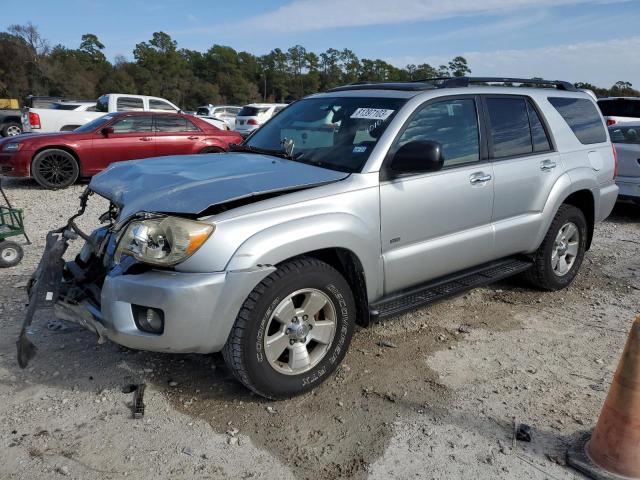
<box><xmin>149</xmin><ymin>99</ymin><xmax>176</xmax><ymax>111</ymax></box>
<box><xmin>486</xmin><ymin>97</ymin><xmax>533</xmax><ymax>158</ymax></box>
<box><xmin>548</xmin><ymin>97</ymin><xmax>607</xmax><ymax>144</ymax></box>
<box><xmin>398</xmin><ymin>98</ymin><xmax>480</xmax><ymax>167</ymax></box>
<box><xmin>117</xmin><ymin>97</ymin><xmax>144</xmax><ymax>112</ymax></box>
<box><xmin>155</xmin><ymin>116</ymin><xmax>199</xmax><ymax>132</ymax></box>
<box><xmin>598</xmin><ymin>99</ymin><xmax>640</xmax><ymax>118</ymax></box>
<box><xmin>527</xmin><ymin>101</ymin><xmax>552</xmax><ymax>152</ymax></box>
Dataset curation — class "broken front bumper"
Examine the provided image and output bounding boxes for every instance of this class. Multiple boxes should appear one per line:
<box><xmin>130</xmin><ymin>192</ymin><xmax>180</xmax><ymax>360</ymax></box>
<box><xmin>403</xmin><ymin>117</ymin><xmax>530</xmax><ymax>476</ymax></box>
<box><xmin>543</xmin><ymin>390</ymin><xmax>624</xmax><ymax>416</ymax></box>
<box><xmin>18</xmin><ymin>225</ymin><xmax>274</xmax><ymax>367</ymax></box>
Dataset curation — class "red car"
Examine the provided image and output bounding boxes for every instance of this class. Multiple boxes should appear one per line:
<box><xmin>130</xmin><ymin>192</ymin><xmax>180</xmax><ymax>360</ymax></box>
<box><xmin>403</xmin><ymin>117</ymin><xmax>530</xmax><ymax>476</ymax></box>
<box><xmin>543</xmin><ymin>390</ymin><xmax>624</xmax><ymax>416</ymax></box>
<box><xmin>0</xmin><ymin>112</ymin><xmax>242</xmax><ymax>189</ymax></box>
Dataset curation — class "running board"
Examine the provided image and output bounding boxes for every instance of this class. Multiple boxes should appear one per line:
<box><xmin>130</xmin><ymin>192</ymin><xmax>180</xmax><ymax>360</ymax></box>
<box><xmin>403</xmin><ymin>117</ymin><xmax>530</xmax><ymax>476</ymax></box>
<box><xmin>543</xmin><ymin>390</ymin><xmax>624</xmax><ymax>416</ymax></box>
<box><xmin>370</xmin><ymin>258</ymin><xmax>533</xmax><ymax>321</ymax></box>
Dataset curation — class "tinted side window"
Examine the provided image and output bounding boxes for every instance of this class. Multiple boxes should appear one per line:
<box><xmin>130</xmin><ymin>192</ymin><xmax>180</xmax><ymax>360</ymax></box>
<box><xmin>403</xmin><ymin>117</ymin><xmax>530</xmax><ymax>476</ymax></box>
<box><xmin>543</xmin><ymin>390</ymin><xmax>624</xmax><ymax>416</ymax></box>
<box><xmin>397</xmin><ymin>98</ymin><xmax>480</xmax><ymax>167</ymax></box>
<box><xmin>155</xmin><ymin>116</ymin><xmax>198</xmax><ymax>132</ymax></box>
<box><xmin>117</xmin><ymin>97</ymin><xmax>144</xmax><ymax>112</ymax></box>
<box><xmin>609</xmin><ymin>126</ymin><xmax>640</xmax><ymax>144</ymax></box>
<box><xmin>111</xmin><ymin>116</ymin><xmax>153</xmax><ymax>133</ymax></box>
<box><xmin>149</xmin><ymin>99</ymin><xmax>176</xmax><ymax>111</ymax></box>
<box><xmin>527</xmin><ymin>101</ymin><xmax>552</xmax><ymax>152</ymax></box>
<box><xmin>549</xmin><ymin>97</ymin><xmax>607</xmax><ymax>144</ymax></box>
<box><xmin>486</xmin><ymin>97</ymin><xmax>532</xmax><ymax>158</ymax></box>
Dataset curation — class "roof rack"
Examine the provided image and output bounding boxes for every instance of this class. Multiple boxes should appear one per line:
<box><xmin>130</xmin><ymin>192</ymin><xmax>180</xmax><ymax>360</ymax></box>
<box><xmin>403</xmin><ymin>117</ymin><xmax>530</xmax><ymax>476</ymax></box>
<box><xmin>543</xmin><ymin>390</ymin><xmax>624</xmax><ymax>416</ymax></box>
<box><xmin>327</xmin><ymin>77</ymin><xmax>577</xmax><ymax>93</ymax></box>
<box><xmin>427</xmin><ymin>77</ymin><xmax>578</xmax><ymax>91</ymax></box>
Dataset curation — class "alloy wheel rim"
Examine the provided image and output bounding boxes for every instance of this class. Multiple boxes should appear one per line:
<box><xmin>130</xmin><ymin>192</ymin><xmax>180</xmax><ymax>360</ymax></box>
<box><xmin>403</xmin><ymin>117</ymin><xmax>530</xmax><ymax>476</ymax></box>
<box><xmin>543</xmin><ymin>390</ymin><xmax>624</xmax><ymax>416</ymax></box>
<box><xmin>1</xmin><ymin>247</ymin><xmax>18</xmax><ymax>262</ymax></box>
<box><xmin>38</xmin><ymin>153</ymin><xmax>75</xmax><ymax>186</ymax></box>
<box><xmin>552</xmin><ymin>221</ymin><xmax>579</xmax><ymax>276</ymax></box>
<box><xmin>6</xmin><ymin>125</ymin><xmax>21</xmax><ymax>136</ymax></box>
<box><xmin>263</xmin><ymin>288</ymin><xmax>337</xmax><ymax>375</ymax></box>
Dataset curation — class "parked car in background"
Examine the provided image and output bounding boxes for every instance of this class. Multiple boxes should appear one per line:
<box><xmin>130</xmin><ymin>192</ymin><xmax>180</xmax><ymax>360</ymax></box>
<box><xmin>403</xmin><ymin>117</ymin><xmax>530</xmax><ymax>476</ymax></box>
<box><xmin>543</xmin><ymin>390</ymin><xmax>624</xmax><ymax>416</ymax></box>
<box><xmin>197</xmin><ymin>105</ymin><xmax>242</xmax><ymax>129</ymax></box>
<box><xmin>198</xmin><ymin>116</ymin><xmax>232</xmax><ymax>130</ymax></box>
<box><xmin>234</xmin><ymin>103</ymin><xmax>287</xmax><ymax>137</ymax></box>
<box><xmin>32</xmin><ymin>77</ymin><xmax>617</xmax><ymax>398</ymax></box>
<box><xmin>597</xmin><ymin>97</ymin><xmax>640</xmax><ymax>126</ymax></box>
<box><xmin>0</xmin><ymin>107</ymin><xmax>23</xmax><ymax>137</ymax></box>
<box><xmin>22</xmin><ymin>93</ymin><xmax>181</xmax><ymax>134</ymax></box>
<box><xmin>1</xmin><ymin>111</ymin><xmax>241</xmax><ymax>189</ymax></box>
<box><xmin>609</xmin><ymin>124</ymin><xmax>640</xmax><ymax>205</ymax></box>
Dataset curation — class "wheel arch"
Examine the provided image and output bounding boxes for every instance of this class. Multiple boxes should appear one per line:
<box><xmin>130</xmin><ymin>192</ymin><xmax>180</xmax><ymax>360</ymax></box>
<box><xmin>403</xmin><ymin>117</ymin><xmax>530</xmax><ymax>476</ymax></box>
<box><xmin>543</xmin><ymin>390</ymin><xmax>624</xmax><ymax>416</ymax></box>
<box><xmin>562</xmin><ymin>189</ymin><xmax>595</xmax><ymax>250</ymax></box>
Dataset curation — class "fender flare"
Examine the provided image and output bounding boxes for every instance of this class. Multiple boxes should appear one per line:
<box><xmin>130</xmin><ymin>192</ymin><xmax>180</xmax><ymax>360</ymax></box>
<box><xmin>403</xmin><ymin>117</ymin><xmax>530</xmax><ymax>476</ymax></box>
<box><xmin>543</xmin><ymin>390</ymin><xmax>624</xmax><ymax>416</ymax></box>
<box><xmin>225</xmin><ymin>212</ymin><xmax>382</xmax><ymax>300</ymax></box>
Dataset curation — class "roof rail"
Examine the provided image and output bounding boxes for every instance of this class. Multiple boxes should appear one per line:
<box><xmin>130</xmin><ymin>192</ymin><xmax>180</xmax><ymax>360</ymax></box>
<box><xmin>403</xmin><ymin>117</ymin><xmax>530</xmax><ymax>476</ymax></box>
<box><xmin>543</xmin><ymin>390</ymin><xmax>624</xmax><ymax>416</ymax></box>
<box><xmin>419</xmin><ymin>77</ymin><xmax>578</xmax><ymax>91</ymax></box>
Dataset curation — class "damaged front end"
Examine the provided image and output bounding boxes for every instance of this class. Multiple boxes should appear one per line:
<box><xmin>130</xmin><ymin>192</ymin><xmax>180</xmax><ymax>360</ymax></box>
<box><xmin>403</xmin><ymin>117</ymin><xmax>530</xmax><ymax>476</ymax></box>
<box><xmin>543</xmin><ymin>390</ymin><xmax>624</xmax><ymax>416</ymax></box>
<box><xmin>17</xmin><ymin>189</ymin><xmax>120</xmax><ymax>367</ymax></box>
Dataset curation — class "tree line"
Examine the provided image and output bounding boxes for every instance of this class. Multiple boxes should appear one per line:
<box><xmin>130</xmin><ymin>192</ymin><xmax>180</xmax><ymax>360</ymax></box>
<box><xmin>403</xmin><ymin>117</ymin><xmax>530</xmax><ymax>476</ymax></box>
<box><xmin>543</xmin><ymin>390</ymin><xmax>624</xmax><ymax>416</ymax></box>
<box><xmin>0</xmin><ymin>22</ymin><xmax>637</xmax><ymax>110</ymax></box>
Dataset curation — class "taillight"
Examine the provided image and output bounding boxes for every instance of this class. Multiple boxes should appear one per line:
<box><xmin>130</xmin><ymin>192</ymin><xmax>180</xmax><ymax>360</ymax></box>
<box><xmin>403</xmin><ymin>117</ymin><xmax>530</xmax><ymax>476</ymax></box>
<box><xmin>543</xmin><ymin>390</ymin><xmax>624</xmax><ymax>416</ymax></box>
<box><xmin>612</xmin><ymin>143</ymin><xmax>618</xmax><ymax>178</ymax></box>
<box><xmin>28</xmin><ymin>112</ymin><xmax>41</xmax><ymax>129</ymax></box>
<box><xmin>247</xmin><ymin>118</ymin><xmax>258</xmax><ymax>125</ymax></box>
<box><xmin>606</xmin><ymin>118</ymin><xmax>616</xmax><ymax>126</ymax></box>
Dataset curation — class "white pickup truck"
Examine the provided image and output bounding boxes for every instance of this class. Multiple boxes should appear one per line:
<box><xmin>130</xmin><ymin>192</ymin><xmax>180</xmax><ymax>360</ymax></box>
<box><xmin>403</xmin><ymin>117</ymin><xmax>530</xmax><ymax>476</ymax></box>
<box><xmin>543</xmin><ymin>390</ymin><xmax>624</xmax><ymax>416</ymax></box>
<box><xmin>22</xmin><ymin>93</ymin><xmax>181</xmax><ymax>133</ymax></box>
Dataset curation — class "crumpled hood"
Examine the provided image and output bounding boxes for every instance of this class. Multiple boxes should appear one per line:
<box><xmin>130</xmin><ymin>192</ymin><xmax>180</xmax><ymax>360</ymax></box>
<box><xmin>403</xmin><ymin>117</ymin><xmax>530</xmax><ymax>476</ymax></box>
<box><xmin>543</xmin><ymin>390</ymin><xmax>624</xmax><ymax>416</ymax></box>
<box><xmin>89</xmin><ymin>153</ymin><xmax>349</xmax><ymax>219</ymax></box>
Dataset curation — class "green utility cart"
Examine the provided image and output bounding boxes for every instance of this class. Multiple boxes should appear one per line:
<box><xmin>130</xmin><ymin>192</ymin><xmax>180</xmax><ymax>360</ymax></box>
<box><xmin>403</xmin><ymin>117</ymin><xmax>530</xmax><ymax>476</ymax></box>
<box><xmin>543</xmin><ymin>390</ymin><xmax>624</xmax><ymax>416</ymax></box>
<box><xmin>0</xmin><ymin>178</ymin><xmax>30</xmax><ymax>267</ymax></box>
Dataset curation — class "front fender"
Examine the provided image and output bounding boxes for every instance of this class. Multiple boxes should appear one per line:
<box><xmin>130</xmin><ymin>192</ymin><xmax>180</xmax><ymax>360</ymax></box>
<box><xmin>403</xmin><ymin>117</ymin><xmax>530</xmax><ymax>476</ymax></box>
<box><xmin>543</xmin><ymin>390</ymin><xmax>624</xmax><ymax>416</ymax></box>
<box><xmin>225</xmin><ymin>212</ymin><xmax>383</xmax><ymax>300</ymax></box>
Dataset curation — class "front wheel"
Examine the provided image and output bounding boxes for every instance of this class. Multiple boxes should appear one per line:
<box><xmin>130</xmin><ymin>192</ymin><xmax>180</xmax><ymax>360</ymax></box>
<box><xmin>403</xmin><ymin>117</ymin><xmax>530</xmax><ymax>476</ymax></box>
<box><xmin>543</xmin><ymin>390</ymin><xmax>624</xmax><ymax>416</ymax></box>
<box><xmin>1</xmin><ymin>122</ymin><xmax>22</xmax><ymax>137</ymax></box>
<box><xmin>31</xmin><ymin>149</ymin><xmax>80</xmax><ymax>189</ymax></box>
<box><xmin>222</xmin><ymin>257</ymin><xmax>356</xmax><ymax>399</ymax></box>
<box><xmin>524</xmin><ymin>204</ymin><xmax>587</xmax><ymax>290</ymax></box>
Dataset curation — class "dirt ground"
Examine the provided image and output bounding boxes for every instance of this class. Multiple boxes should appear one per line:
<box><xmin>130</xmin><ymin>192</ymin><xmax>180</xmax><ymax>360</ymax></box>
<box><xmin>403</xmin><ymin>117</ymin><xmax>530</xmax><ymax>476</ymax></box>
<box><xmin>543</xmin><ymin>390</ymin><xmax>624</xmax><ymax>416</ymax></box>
<box><xmin>0</xmin><ymin>177</ymin><xmax>638</xmax><ymax>479</ymax></box>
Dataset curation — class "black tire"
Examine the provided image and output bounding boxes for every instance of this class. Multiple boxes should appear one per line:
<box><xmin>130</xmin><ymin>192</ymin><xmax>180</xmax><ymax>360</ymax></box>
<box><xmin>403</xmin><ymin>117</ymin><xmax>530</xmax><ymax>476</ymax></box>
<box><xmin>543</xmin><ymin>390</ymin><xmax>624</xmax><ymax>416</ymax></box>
<box><xmin>199</xmin><ymin>146</ymin><xmax>224</xmax><ymax>154</ymax></box>
<box><xmin>222</xmin><ymin>257</ymin><xmax>356</xmax><ymax>399</ymax></box>
<box><xmin>1</xmin><ymin>122</ymin><xmax>22</xmax><ymax>137</ymax></box>
<box><xmin>31</xmin><ymin>149</ymin><xmax>80</xmax><ymax>189</ymax></box>
<box><xmin>524</xmin><ymin>204</ymin><xmax>587</xmax><ymax>291</ymax></box>
<box><xmin>0</xmin><ymin>241</ymin><xmax>23</xmax><ymax>268</ymax></box>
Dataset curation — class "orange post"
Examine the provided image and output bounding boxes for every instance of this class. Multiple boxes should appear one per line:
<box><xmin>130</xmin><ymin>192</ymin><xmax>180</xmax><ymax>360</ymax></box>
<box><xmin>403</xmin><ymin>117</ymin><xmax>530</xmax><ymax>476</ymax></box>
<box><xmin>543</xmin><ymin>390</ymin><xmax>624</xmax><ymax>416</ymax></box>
<box><xmin>567</xmin><ymin>315</ymin><xmax>640</xmax><ymax>479</ymax></box>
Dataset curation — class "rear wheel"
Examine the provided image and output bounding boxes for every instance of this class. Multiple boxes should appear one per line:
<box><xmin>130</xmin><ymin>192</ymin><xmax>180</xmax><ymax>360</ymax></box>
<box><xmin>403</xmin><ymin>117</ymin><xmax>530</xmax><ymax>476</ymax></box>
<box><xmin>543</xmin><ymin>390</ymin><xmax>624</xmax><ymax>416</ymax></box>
<box><xmin>222</xmin><ymin>257</ymin><xmax>356</xmax><ymax>399</ymax></box>
<box><xmin>1</xmin><ymin>122</ymin><xmax>22</xmax><ymax>137</ymax></box>
<box><xmin>0</xmin><ymin>241</ymin><xmax>23</xmax><ymax>268</ymax></box>
<box><xmin>524</xmin><ymin>204</ymin><xmax>587</xmax><ymax>290</ymax></box>
<box><xmin>32</xmin><ymin>149</ymin><xmax>80</xmax><ymax>189</ymax></box>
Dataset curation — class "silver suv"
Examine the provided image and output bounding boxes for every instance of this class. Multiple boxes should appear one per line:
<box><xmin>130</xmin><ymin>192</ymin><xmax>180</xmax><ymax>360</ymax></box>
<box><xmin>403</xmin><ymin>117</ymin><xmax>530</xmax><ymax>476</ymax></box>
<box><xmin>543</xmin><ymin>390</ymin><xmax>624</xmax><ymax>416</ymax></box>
<box><xmin>19</xmin><ymin>77</ymin><xmax>618</xmax><ymax>399</ymax></box>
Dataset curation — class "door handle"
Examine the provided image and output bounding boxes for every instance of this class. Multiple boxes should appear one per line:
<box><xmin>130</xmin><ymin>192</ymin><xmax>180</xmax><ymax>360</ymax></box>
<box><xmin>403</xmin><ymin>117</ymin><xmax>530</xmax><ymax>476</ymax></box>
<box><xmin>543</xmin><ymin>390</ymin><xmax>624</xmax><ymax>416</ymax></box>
<box><xmin>188</xmin><ymin>136</ymin><xmax>200</xmax><ymax>140</ymax></box>
<box><xmin>540</xmin><ymin>159</ymin><xmax>557</xmax><ymax>171</ymax></box>
<box><xmin>469</xmin><ymin>172</ymin><xmax>492</xmax><ymax>184</ymax></box>
<box><xmin>139</xmin><ymin>137</ymin><xmax>153</xmax><ymax>141</ymax></box>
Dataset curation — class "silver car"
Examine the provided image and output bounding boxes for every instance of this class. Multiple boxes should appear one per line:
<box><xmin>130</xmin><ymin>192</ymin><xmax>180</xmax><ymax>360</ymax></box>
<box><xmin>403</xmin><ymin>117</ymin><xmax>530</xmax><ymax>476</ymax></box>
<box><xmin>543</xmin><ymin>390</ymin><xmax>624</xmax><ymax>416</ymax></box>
<box><xmin>18</xmin><ymin>77</ymin><xmax>618</xmax><ymax>399</ymax></box>
<box><xmin>609</xmin><ymin>124</ymin><xmax>640</xmax><ymax>204</ymax></box>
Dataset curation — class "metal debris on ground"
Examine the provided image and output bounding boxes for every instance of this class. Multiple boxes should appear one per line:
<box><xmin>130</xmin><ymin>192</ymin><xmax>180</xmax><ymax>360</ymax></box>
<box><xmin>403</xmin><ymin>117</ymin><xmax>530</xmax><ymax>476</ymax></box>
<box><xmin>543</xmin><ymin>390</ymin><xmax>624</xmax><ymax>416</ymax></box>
<box><xmin>377</xmin><ymin>340</ymin><xmax>398</xmax><ymax>348</ymax></box>
<box><xmin>458</xmin><ymin>324</ymin><xmax>472</xmax><ymax>334</ymax></box>
<box><xmin>122</xmin><ymin>383</ymin><xmax>146</xmax><ymax>419</ymax></box>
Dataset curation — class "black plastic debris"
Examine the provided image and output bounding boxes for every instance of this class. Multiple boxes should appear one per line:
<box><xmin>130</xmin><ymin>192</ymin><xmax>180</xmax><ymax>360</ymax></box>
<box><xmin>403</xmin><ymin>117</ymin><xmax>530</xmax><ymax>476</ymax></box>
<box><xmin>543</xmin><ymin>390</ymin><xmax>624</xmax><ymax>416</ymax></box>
<box><xmin>122</xmin><ymin>383</ymin><xmax>146</xmax><ymax>419</ymax></box>
<box><xmin>516</xmin><ymin>424</ymin><xmax>532</xmax><ymax>442</ymax></box>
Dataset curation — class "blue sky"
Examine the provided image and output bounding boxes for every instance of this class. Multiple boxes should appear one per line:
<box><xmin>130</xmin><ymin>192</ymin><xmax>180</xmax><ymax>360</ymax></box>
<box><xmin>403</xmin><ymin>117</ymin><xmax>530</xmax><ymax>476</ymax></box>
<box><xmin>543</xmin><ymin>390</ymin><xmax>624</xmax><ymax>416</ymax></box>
<box><xmin>6</xmin><ymin>0</ymin><xmax>640</xmax><ymax>87</ymax></box>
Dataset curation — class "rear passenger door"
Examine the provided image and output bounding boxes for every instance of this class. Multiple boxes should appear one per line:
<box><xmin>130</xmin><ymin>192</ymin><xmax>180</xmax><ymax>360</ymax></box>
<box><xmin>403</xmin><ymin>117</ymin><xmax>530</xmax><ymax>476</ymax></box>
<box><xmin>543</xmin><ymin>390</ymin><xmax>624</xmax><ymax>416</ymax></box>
<box><xmin>380</xmin><ymin>96</ymin><xmax>496</xmax><ymax>293</ymax></box>
<box><xmin>483</xmin><ymin>96</ymin><xmax>562</xmax><ymax>256</ymax></box>
<box><xmin>154</xmin><ymin>115</ymin><xmax>204</xmax><ymax>156</ymax></box>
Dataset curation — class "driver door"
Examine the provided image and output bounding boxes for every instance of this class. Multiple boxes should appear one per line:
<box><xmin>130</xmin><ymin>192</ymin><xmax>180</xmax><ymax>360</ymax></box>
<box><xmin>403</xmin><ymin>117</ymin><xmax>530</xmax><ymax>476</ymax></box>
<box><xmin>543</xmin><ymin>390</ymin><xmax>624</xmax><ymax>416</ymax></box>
<box><xmin>380</xmin><ymin>96</ymin><xmax>495</xmax><ymax>293</ymax></box>
<box><xmin>91</xmin><ymin>114</ymin><xmax>155</xmax><ymax>173</ymax></box>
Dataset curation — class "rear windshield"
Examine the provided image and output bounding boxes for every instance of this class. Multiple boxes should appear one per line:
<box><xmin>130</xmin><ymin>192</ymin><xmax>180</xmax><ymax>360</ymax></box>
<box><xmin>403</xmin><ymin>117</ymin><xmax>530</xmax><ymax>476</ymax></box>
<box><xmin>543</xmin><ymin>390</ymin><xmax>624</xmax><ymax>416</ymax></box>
<box><xmin>609</xmin><ymin>125</ymin><xmax>640</xmax><ymax>144</ymax></box>
<box><xmin>196</xmin><ymin>107</ymin><xmax>210</xmax><ymax>116</ymax></box>
<box><xmin>548</xmin><ymin>97</ymin><xmax>607</xmax><ymax>144</ymax></box>
<box><xmin>597</xmin><ymin>99</ymin><xmax>640</xmax><ymax>118</ymax></box>
<box><xmin>238</xmin><ymin>106</ymin><xmax>269</xmax><ymax>116</ymax></box>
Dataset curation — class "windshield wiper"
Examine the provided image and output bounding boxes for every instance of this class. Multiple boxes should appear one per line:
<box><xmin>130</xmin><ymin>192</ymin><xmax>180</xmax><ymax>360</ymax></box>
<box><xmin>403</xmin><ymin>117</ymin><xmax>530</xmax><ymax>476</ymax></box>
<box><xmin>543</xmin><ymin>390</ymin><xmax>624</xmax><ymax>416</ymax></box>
<box><xmin>230</xmin><ymin>144</ymin><xmax>293</xmax><ymax>160</ymax></box>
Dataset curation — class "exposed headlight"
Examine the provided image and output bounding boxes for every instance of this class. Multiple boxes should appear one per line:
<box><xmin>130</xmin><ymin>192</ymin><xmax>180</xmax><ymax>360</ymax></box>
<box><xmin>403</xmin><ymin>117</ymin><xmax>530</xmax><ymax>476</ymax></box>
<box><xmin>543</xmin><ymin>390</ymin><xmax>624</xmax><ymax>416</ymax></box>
<box><xmin>114</xmin><ymin>216</ymin><xmax>214</xmax><ymax>266</ymax></box>
<box><xmin>2</xmin><ymin>143</ymin><xmax>22</xmax><ymax>152</ymax></box>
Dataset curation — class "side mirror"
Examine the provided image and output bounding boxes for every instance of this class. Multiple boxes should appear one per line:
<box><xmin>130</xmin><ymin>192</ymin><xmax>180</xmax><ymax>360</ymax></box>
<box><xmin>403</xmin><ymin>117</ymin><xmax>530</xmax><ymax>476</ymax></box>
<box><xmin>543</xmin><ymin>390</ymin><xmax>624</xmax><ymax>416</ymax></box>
<box><xmin>389</xmin><ymin>140</ymin><xmax>444</xmax><ymax>177</ymax></box>
<box><xmin>101</xmin><ymin>126</ymin><xmax>114</xmax><ymax>137</ymax></box>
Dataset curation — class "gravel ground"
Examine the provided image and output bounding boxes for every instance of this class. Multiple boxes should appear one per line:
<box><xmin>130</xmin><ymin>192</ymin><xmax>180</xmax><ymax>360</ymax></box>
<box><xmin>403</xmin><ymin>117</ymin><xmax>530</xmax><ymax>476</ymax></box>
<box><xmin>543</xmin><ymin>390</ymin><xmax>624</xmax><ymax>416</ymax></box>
<box><xmin>0</xmin><ymin>177</ymin><xmax>638</xmax><ymax>479</ymax></box>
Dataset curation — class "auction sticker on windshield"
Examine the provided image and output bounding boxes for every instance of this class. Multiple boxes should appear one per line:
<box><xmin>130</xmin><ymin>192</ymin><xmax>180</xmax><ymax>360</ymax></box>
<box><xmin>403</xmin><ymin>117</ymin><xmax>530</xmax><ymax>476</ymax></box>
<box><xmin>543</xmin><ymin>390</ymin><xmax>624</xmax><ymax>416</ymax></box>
<box><xmin>350</xmin><ymin>108</ymin><xmax>395</xmax><ymax>120</ymax></box>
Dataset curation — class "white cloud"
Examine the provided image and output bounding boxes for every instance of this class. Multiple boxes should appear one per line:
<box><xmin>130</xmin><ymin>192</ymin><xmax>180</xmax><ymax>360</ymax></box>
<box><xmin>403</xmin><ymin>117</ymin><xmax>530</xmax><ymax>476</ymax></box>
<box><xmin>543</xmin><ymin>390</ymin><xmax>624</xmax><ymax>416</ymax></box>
<box><xmin>238</xmin><ymin>0</ymin><xmax>630</xmax><ymax>32</ymax></box>
<box><xmin>392</xmin><ymin>36</ymin><xmax>640</xmax><ymax>87</ymax></box>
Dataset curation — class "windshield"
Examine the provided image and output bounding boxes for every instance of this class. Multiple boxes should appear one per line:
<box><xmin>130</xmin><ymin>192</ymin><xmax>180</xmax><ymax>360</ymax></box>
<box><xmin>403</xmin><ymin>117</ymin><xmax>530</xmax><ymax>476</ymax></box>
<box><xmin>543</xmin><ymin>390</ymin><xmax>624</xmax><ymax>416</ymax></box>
<box><xmin>74</xmin><ymin>114</ymin><xmax>115</xmax><ymax>132</ymax></box>
<box><xmin>244</xmin><ymin>96</ymin><xmax>406</xmax><ymax>172</ymax></box>
<box><xmin>598</xmin><ymin>99</ymin><xmax>640</xmax><ymax>118</ymax></box>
